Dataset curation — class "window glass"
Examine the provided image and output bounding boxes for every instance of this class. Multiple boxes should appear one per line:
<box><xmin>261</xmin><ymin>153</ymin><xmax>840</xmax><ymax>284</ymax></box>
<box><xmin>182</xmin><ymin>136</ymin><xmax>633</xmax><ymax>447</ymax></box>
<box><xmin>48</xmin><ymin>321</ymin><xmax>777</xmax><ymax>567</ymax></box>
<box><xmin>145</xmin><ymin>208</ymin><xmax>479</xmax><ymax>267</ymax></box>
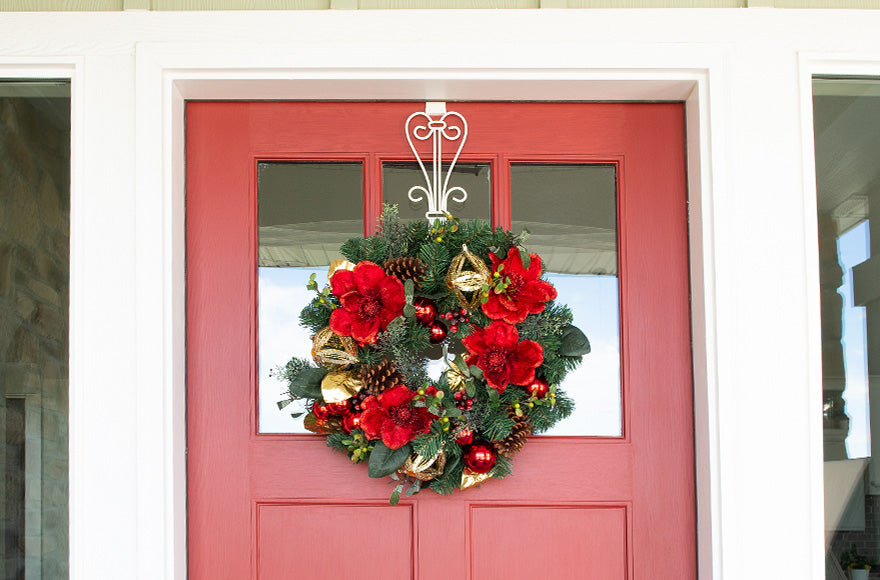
<box><xmin>814</xmin><ymin>78</ymin><xmax>880</xmax><ymax>577</ymax></box>
<box><xmin>382</xmin><ymin>162</ymin><xmax>490</xmax><ymax>222</ymax></box>
<box><xmin>511</xmin><ymin>164</ymin><xmax>621</xmax><ymax>436</ymax></box>
<box><xmin>0</xmin><ymin>81</ymin><xmax>70</xmax><ymax>579</ymax></box>
<box><xmin>258</xmin><ymin>162</ymin><xmax>363</xmax><ymax>433</ymax></box>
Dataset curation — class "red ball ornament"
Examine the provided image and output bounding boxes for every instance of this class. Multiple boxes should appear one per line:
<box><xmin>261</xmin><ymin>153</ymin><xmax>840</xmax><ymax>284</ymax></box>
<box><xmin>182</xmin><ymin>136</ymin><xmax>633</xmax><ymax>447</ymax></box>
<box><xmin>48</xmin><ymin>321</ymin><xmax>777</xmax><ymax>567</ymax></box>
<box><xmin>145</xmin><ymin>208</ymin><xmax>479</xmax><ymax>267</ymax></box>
<box><xmin>527</xmin><ymin>378</ymin><xmax>550</xmax><ymax>399</ymax></box>
<box><xmin>342</xmin><ymin>413</ymin><xmax>362</xmax><ymax>433</ymax></box>
<box><xmin>455</xmin><ymin>427</ymin><xmax>475</xmax><ymax>445</ymax></box>
<box><xmin>464</xmin><ymin>442</ymin><xmax>497</xmax><ymax>474</ymax></box>
<box><xmin>413</xmin><ymin>297</ymin><xmax>438</xmax><ymax>325</ymax></box>
<box><xmin>325</xmin><ymin>400</ymin><xmax>351</xmax><ymax>415</ymax></box>
<box><xmin>312</xmin><ymin>401</ymin><xmax>331</xmax><ymax>420</ymax></box>
<box><xmin>428</xmin><ymin>320</ymin><xmax>448</xmax><ymax>344</ymax></box>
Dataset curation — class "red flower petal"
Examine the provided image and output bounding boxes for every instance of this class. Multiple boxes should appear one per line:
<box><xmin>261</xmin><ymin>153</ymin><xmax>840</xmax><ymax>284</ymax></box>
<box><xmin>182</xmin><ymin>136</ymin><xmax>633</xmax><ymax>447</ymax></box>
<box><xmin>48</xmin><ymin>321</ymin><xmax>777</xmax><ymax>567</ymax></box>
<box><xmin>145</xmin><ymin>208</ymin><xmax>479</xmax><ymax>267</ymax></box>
<box><xmin>379</xmin><ymin>385</ymin><xmax>414</xmax><ymax>407</ymax></box>
<box><xmin>330</xmin><ymin>268</ymin><xmax>357</xmax><ymax>297</ymax></box>
<box><xmin>483</xmin><ymin>320</ymin><xmax>519</xmax><ymax>348</ymax></box>
<box><xmin>329</xmin><ymin>307</ymin><xmax>354</xmax><ymax>336</ymax></box>
<box><xmin>359</xmin><ymin>407</ymin><xmax>385</xmax><ymax>440</ymax></box>
<box><xmin>381</xmin><ymin>421</ymin><xmax>415</xmax><ymax>449</ymax></box>
<box><xmin>338</xmin><ymin>290</ymin><xmax>364</xmax><ymax>312</ymax></box>
<box><xmin>352</xmin><ymin>261</ymin><xmax>386</xmax><ymax>288</ymax></box>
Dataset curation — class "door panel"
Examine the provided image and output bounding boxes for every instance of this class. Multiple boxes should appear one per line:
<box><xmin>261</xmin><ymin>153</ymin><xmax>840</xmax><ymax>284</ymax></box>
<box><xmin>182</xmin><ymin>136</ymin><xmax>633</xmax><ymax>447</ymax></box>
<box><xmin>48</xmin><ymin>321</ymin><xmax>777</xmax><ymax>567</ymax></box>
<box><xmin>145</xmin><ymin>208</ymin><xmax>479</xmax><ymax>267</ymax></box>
<box><xmin>186</xmin><ymin>101</ymin><xmax>693</xmax><ymax>579</ymax></box>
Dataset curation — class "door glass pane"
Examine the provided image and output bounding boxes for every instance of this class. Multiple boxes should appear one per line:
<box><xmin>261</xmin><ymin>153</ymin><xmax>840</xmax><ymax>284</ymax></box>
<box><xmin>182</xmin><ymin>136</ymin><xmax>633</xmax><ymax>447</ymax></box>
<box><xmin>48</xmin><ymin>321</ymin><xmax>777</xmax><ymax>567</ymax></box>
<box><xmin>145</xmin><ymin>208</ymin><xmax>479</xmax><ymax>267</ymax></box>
<box><xmin>258</xmin><ymin>162</ymin><xmax>363</xmax><ymax>433</ymax></box>
<box><xmin>814</xmin><ymin>78</ymin><xmax>880</xmax><ymax>577</ymax></box>
<box><xmin>0</xmin><ymin>81</ymin><xmax>70</xmax><ymax>579</ymax></box>
<box><xmin>510</xmin><ymin>164</ymin><xmax>621</xmax><ymax>436</ymax></box>
<box><xmin>382</xmin><ymin>162</ymin><xmax>490</xmax><ymax>222</ymax></box>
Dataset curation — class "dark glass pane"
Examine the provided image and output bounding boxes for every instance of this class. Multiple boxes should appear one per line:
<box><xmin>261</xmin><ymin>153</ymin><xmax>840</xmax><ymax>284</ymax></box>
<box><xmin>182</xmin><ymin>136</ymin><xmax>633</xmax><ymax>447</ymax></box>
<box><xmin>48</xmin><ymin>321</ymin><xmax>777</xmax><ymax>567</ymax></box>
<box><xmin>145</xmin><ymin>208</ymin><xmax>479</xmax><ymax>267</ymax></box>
<box><xmin>0</xmin><ymin>82</ymin><xmax>70</xmax><ymax>578</ymax></box>
<box><xmin>257</xmin><ymin>162</ymin><xmax>363</xmax><ymax>433</ymax></box>
<box><xmin>814</xmin><ymin>78</ymin><xmax>880</xmax><ymax>578</ymax></box>
<box><xmin>511</xmin><ymin>164</ymin><xmax>620</xmax><ymax>436</ymax></box>
<box><xmin>383</xmin><ymin>162</ymin><xmax>490</xmax><ymax>222</ymax></box>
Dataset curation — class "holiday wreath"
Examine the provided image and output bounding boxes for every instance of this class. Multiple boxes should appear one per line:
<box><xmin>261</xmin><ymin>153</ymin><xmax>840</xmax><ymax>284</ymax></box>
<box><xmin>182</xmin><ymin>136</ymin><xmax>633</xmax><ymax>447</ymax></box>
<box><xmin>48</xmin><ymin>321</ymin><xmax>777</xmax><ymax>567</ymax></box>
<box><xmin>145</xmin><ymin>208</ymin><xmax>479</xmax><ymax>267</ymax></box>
<box><xmin>275</xmin><ymin>205</ymin><xmax>590</xmax><ymax>503</ymax></box>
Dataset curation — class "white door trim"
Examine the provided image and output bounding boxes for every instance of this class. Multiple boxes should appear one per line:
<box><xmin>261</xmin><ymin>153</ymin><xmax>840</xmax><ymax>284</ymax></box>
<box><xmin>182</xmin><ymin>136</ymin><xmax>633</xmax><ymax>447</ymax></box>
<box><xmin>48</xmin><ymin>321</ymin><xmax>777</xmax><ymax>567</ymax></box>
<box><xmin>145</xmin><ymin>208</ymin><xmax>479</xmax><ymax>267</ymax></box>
<box><xmin>133</xmin><ymin>41</ymin><xmax>730</xmax><ymax>580</ymax></box>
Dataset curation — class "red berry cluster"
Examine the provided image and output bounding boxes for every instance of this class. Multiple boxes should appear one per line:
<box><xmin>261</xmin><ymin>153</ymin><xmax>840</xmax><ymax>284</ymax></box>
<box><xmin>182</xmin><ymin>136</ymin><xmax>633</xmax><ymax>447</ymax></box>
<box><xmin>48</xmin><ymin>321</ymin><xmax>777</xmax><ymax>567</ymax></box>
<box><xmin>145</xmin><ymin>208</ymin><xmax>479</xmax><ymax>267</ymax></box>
<box><xmin>453</xmin><ymin>389</ymin><xmax>474</xmax><ymax>411</ymax></box>
<box><xmin>441</xmin><ymin>308</ymin><xmax>470</xmax><ymax>334</ymax></box>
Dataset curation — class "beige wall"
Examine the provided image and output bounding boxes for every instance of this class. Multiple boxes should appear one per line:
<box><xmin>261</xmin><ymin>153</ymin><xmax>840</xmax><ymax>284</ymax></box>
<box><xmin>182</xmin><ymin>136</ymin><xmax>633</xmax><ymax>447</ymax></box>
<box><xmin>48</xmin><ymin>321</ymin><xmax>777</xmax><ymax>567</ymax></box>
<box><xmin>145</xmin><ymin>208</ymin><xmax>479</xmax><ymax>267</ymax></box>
<box><xmin>8</xmin><ymin>0</ymin><xmax>880</xmax><ymax>10</ymax></box>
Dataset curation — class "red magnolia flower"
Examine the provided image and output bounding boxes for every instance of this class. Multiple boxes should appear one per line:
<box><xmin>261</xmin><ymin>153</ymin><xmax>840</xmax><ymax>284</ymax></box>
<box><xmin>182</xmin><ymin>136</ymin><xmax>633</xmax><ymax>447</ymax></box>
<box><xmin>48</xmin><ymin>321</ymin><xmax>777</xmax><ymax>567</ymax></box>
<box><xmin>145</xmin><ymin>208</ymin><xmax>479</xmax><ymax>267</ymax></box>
<box><xmin>483</xmin><ymin>248</ymin><xmax>557</xmax><ymax>325</ymax></box>
<box><xmin>462</xmin><ymin>321</ymin><xmax>543</xmax><ymax>393</ymax></box>
<box><xmin>359</xmin><ymin>386</ymin><xmax>436</xmax><ymax>449</ymax></box>
<box><xmin>329</xmin><ymin>261</ymin><xmax>406</xmax><ymax>345</ymax></box>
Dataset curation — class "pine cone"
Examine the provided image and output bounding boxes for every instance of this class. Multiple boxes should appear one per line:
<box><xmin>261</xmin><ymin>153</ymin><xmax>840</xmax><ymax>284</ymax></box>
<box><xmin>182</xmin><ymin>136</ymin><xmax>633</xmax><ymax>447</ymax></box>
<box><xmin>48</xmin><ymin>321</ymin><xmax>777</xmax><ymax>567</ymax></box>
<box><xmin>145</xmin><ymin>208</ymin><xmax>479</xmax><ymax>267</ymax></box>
<box><xmin>494</xmin><ymin>411</ymin><xmax>532</xmax><ymax>457</ymax></box>
<box><xmin>360</xmin><ymin>360</ymin><xmax>406</xmax><ymax>396</ymax></box>
<box><xmin>383</xmin><ymin>257</ymin><xmax>426</xmax><ymax>290</ymax></box>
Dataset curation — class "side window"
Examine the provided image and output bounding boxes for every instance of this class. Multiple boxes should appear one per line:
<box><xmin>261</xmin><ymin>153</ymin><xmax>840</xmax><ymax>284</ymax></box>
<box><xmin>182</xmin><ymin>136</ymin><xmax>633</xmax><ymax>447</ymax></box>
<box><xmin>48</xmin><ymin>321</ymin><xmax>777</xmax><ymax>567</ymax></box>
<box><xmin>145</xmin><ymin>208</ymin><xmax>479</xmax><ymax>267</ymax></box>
<box><xmin>814</xmin><ymin>78</ymin><xmax>880</xmax><ymax>577</ymax></box>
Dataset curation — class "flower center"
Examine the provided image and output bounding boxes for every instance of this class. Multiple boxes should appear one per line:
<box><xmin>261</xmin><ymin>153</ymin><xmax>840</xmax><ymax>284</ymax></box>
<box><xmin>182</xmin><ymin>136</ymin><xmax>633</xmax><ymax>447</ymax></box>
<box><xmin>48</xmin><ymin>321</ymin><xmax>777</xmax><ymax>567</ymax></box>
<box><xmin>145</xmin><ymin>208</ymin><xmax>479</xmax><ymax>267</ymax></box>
<box><xmin>484</xmin><ymin>348</ymin><xmax>508</xmax><ymax>373</ymax></box>
<box><xmin>505</xmin><ymin>272</ymin><xmax>525</xmax><ymax>295</ymax></box>
<box><xmin>358</xmin><ymin>293</ymin><xmax>383</xmax><ymax>318</ymax></box>
<box><xmin>388</xmin><ymin>404</ymin><xmax>414</xmax><ymax>425</ymax></box>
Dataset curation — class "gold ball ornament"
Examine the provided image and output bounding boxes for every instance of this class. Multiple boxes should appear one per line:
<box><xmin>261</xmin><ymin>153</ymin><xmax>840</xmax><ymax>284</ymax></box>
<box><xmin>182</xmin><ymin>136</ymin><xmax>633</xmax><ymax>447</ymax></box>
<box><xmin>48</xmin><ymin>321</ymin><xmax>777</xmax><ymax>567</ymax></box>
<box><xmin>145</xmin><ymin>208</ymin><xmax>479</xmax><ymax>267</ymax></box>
<box><xmin>311</xmin><ymin>326</ymin><xmax>359</xmax><ymax>371</ymax></box>
<box><xmin>445</xmin><ymin>244</ymin><xmax>491</xmax><ymax>310</ymax></box>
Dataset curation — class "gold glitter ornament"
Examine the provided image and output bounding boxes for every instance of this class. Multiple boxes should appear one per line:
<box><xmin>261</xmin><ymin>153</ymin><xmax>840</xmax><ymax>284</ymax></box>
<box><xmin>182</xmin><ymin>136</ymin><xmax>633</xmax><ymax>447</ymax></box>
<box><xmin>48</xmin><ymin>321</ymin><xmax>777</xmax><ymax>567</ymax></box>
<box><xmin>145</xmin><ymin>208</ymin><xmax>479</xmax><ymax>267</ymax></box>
<box><xmin>311</xmin><ymin>326</ymin><xmax>359</xmax><ymax>370</ymax></box>
<box><xmin>445</xmin><ymin>244</ymin><xmax>491</xmax><ymax>310</ymax></box>
<box><xmin>397</xmin><ymin>450</ymin><xmax>446</xmax><ymax>482</ymax></box>
<box><xmin>320</xmin><ymin>370</ymin><xmax>364</xmax><ymax>404</ymax></box>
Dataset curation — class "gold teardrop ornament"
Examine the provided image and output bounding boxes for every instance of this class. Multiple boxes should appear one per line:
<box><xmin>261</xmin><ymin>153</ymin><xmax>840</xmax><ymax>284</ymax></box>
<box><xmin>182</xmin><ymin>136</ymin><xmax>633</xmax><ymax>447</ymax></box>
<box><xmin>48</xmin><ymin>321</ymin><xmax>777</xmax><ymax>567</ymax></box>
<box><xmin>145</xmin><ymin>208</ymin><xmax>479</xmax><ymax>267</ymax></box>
<box><xmin>320</xmin><ymin>370</ymin><xmax>364</xmax><ymax>404</ymax></box>
<box><xmin>445</xmin><ymin>244</ymin><xmax>491</xmax><ymax>310</ymax></box>
<box><xmin>311</xmin><ymin>326</ymin><xmax>359</xmax><ymax>370</ymax></box>
<box><xmin>398</xmin><ymin>450</ymin><xmax>446</xmax><ymax>482</ymax></box>
<box><xmin>460</xmin><ymin>468</ymin><xmax>493</xmax><ymax>490</ymax></box>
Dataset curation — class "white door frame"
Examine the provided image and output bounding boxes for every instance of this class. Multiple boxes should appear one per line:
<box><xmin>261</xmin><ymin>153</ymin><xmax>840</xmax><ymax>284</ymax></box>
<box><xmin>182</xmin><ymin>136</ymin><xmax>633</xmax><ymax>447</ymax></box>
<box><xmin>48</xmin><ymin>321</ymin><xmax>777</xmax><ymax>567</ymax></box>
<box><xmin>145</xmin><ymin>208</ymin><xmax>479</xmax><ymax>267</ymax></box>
<box><xmin>133</xmin><ymin>41</ymin><xmax>730</xmax><ymax>579</ymax></box>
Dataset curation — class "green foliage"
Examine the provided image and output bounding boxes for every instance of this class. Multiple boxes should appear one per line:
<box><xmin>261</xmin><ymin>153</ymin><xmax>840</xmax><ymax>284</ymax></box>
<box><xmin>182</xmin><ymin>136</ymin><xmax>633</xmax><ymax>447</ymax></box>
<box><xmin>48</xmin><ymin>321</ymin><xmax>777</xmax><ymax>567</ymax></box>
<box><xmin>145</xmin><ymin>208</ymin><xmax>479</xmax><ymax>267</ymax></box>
<box><xmin>299</xmin><ymin>296</ymin><xmax>333</xmax><ymax>333</ymax></box>
<box><xmin>427</xmin><ymin>450</ymin><xmax>463</xmax><ymax>495</ymax></box>
<box><xmin>270</xmin><ymin>356</ymin><xmax>313</xmax><ymax>385</ymax></box>
<box><xmin>490</xmin><ymin>453</ymin><xmax>513</xmax><ymax>479</ymax></box>
<box><xmin>377</xmin><ymin>203</ymin><xmax>411</xmax><ymax>259</ymax></box>
<box><xmin>411</xmin><ymin>424</ymin><xmax>449</xmax><ymax>460</ymax></box>
<box><xmin>375</xmin><ymin>317</ymin><xmax>430</xmax><ymax>387</ymax></box>
<box><xmin>840</xmin><ymin>543</ymin><xmax>876</xmax><ymax>570</ymax></box>
<box><xmin>528</xmin><ymin>390</ymin><xmax>574</xmax><ymax>434</ymax></box>
<box><xmin>368</xmin><ymin>442</ymin><xmax>412</xmax><ymax>478</ymax></box>
<box><xmin>417</xmin><ymin>242</ymin><xmax>452</xmax><ymax>294</ymax></box>
<box><xmin>288</xmin><ymin>367</ymin><xmax>328</xmax><ymax>399</ymax></box>
<box><xmin>326</xmin><ymin>432</ymin><xmax>350</xmax><ymax>453</ymax></box>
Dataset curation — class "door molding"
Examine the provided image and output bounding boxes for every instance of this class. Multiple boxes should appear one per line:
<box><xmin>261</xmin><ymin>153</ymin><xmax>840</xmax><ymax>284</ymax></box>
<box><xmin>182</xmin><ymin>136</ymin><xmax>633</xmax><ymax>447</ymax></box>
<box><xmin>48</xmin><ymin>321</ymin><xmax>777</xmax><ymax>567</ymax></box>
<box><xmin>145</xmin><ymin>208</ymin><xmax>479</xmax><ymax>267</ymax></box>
<box><xmin>134</xmin><ymin>41</ymin><xmax>729</xmax><ymax>580</ymax></box>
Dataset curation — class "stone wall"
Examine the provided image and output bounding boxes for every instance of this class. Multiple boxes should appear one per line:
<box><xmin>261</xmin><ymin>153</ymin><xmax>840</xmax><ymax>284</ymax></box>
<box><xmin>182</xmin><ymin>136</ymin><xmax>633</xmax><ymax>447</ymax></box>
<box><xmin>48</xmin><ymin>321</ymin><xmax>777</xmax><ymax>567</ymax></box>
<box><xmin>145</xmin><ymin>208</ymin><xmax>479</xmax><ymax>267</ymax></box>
<box><xmin>0</xmin><ymin>94</ymin><xmax>70</xmax><ymax>579</ymax></box>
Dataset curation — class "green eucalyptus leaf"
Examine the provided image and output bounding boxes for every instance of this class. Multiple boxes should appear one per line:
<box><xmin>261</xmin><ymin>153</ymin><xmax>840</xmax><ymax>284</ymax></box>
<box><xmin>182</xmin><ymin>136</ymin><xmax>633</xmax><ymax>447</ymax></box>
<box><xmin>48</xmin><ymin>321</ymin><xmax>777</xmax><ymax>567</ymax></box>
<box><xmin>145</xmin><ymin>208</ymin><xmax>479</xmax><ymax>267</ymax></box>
<box><xmin>404</xmin><ymin>279</ymin><xmax>415</xmax><ymax>301</ymax></box>
<box><xmin>560</xmin><ymin>324</ymin><xmax>591</xmax><ymax>356</ymax></box>
<box><xmin>468</xmin><ymin>365</ymin><xmax>483</xmax><ymax>380</ymax></box>
<box><xmin>428</xmin><ymin>406</ymin><xmax>441</xmax><ymax>416</ymax></box>
<box><xmin>465</xmin><ymin>379</ymin><xmax>476</xmax><ymax>398</ymax></box>
<box><xmin>405</xmin><ymin>480</ymin><xmax>422</xmax><ymax>497</ymax></box>
<box><xmin>289</xmin><ymin>367</ymin><xmax>328</xmax><ymax>399</ymax></box>
<box><xmin>519</xmin><ymin>248</ymin><xmax>531</xmax><ymax>269</ymax></box>
<box><xmin>368</xmin><ymin>442</ymin><xmax>412</xmax><ymax>478</ymax></box>
<box><xmin>403</xmin><ymin>304</ymin><xmax>416</xmax><ymax>318</ymax></box>
<box><xmin>390</xmin><ymin>482</ymin><xmax>405</xmax><ymax>506</ymax></box>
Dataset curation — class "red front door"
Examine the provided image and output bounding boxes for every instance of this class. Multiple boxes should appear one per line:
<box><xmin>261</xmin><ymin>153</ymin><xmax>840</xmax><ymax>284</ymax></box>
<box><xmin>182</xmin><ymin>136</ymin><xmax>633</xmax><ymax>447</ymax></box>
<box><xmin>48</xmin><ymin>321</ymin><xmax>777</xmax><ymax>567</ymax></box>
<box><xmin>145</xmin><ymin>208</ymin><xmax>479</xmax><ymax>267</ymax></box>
<box><xmin>186</xmin><ymin>101</ymin><xmax>694</xmax><ymax>579</ymax></box>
